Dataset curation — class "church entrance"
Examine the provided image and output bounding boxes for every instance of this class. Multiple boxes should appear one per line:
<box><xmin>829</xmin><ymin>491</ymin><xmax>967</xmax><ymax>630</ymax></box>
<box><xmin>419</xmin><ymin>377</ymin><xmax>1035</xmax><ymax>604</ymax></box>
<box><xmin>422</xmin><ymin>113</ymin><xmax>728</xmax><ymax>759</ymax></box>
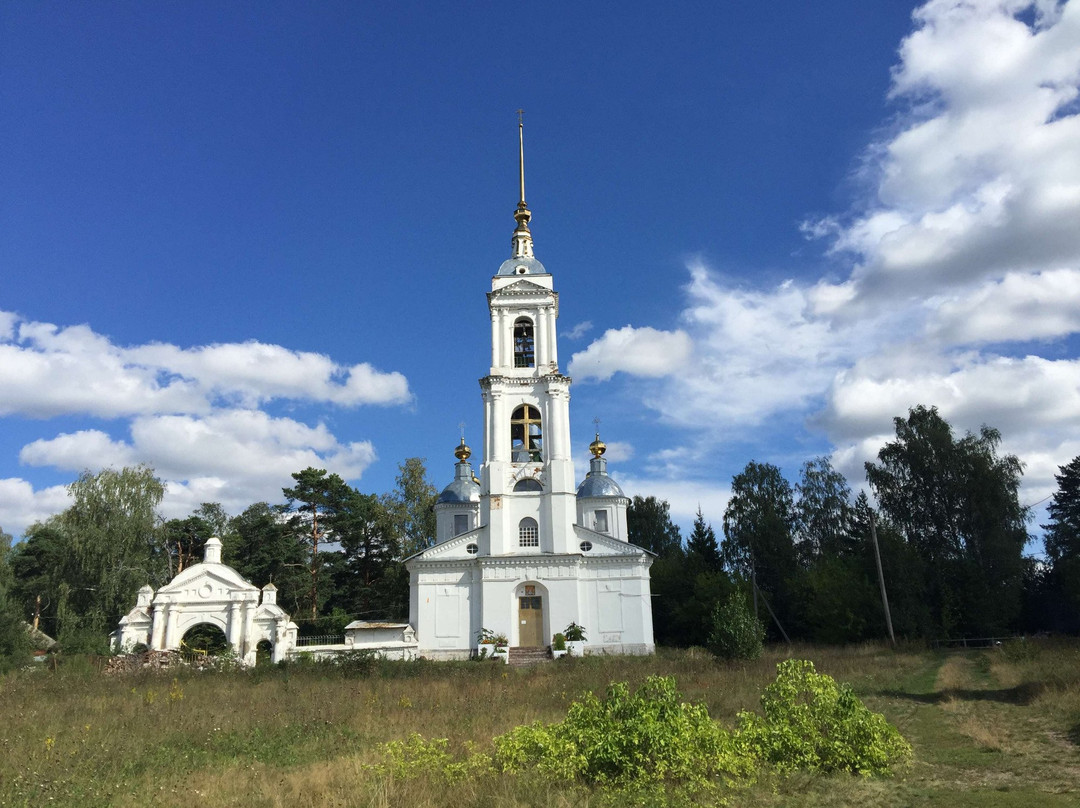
<box><xmin>518</xmin><ymin>593</ymin><xmax>544</xmax><ymax>647</ymax></box>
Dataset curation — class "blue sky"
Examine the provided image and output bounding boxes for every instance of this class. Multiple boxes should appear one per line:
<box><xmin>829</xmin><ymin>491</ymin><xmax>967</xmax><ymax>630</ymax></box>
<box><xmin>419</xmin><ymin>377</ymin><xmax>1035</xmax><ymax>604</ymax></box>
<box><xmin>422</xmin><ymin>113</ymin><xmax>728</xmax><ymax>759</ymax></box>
<box><xmin>2</xmin><ymin>1</ymin><xmax>1079</xmax><ymax>543</ymax></box>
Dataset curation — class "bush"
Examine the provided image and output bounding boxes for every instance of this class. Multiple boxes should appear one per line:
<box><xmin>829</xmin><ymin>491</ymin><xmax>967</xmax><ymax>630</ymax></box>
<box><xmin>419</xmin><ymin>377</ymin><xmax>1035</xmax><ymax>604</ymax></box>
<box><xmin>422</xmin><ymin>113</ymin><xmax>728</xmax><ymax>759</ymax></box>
<box><xmin>738</xmin><ymin>659</ymin><xmax>911</xmax><ymax>776</ymax></box>
<box><xmin>707</xmin><ymin>591</ymin><xmax>765</xmax><ymax>661</ymax></box>
<box><xmin>493</xmin><ymin>675</ymin><xmax>753</xmax><ymax>786</ymax></box>
<box><xmin>552</xmin><ymin>632</ymin><xmax>566</xmax><ymax>651</ymax></box>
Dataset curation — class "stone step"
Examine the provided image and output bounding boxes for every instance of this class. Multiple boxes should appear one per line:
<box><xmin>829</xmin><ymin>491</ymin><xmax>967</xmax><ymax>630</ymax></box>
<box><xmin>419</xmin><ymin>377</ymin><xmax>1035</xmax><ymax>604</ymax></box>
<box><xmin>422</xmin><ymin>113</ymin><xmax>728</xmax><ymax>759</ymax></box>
<box><xmin>508</xmin><ymin>646</ymin><xmax>552</xmax><ymax>666</ymax></box>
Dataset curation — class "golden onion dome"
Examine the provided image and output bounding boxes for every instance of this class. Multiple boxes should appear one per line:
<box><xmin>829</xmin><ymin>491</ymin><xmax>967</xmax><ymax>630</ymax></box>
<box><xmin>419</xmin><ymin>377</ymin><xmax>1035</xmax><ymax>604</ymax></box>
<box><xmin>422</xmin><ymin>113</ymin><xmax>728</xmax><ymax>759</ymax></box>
<box><xmin>589</xmin><ymin>433</ymin><xmax>606</xmax><ymax>458</ymax></box>
<box><xmin>455</xmin><ymin>437</ymin><xmax>472</xmax><ymax>461</ymax></box>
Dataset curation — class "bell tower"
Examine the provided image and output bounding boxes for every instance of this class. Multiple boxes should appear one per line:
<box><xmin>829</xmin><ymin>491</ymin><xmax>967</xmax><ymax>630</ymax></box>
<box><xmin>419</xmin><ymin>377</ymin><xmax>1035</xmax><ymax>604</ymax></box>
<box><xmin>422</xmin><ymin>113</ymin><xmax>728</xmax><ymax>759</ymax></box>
<box><xmin>479</xmin><ymin>117</ymin><xmax>577</xmax><ymax>556</ymax></box>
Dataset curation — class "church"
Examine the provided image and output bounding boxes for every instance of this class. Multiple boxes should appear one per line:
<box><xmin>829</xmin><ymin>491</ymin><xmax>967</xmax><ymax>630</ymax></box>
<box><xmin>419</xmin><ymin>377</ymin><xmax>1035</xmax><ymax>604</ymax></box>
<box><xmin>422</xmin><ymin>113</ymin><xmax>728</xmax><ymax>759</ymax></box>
<box><xmin>406</xmin><ymin>123</ymin><xmax>656</xmax><ymax>658</ymax></box>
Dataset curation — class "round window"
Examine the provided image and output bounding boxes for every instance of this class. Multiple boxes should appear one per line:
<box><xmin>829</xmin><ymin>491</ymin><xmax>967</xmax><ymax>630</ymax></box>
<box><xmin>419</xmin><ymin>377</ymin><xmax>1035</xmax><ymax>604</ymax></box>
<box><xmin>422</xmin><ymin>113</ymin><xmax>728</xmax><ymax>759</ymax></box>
<box><xmin>466</xmin><ymin>543</ymin><xmax>479</xmax><ymax>555</ymax></box>
<box><xmin>579</xmin><ymin>541</ymin><xmax>593</xmax><ymax>553</ymax></box>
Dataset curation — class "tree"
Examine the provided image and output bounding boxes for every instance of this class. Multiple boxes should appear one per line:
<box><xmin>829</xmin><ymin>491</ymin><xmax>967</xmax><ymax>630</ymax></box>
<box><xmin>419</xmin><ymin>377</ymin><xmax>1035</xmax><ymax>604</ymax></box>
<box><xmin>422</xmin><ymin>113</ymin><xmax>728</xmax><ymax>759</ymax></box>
<box><xmin>687</xmin><ymin>507</ymin><xmax>721</xmax><ymax>571</ymax></box>
<box><xmin>1043</xmin><ymin>456</ymin><xmax>1080</xmax><ymax>626</ymax></box>
<box><xmin>7</xmin><ymin>522</ymin><xmax>71</xmax><ymax>638</ymax></box>
<box><xmin>0</xmin><ymin>527</ymin><xmax>32</xmax><ymax>672</ymax></box>
<box><xmin>865</xmin><ymin>405</ymin><xmax>1029</xmax><ymax>637</ymax></box>
<box><xmin>281</xmin><ymin>468</ymin><xmax>351</xmax><ymax>619</ymax></box>
<box><xmin>223</xmin><ymin>502</ymin><xmax>307</xmax><ymax>615</ymax></box>
<box><xmin>795</xmin><ymin>457</ymin><xmax>854</xmax><ymax>562</ymax></box>
<box><xmin>57</xmin><ymin>465</ymin><xmax>166</xmax><ymax>641</ymax></box>
<box><xmin>707</xmin><ymin>589</ymin><xmax>764</xmax><ymax>661</ymax></box>
<box><xmin>627</xmin><ymin>496</ymin><xmax>683</xmax><ymax>558</ymax></box>
<box><xmin>1044</xmin><ymin>456</ymin><xmax>1080</xmax><ymax>563</ymax></box>
<box><xmin>334</xmin><ymin>489</ymin><xmax>405</xmax><ymax>619</ymax></box>
<box><xmin>385</xmin><ymin>457</ymin><xmax>437</xmax><ymax>558</ymax></box>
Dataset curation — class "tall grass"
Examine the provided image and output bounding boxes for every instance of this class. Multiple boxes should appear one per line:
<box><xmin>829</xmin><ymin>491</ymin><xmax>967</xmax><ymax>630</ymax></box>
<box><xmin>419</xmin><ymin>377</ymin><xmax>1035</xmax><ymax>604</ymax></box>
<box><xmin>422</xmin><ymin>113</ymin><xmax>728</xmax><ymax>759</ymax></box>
<box><xmin>1</xmin><ymin>641</ymin><xmax>1076</xmax><ymax>807</ymax></box>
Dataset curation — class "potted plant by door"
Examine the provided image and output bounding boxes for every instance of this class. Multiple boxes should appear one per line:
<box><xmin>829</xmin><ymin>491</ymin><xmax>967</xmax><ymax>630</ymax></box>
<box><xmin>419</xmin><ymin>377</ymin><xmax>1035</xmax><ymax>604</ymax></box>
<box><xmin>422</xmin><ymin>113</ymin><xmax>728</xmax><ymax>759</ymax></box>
<box><xmin>476</xmin><ymin>627</ymin><xmax>500</xmax><ymax>660</ymax></box>
<box><xmin>563</xmin><ymin>622</ymin><xmax>587</xmax><ymax>657</ymax></box>
<box><xmin>551</xmin><ymin>632</ymin><xmax>567</xmax><ymax>659</ymax></box>
<box><xmin>492</xmin><ymin>632</ymin><xmax>509</xmax><ymax>663</ymax></box>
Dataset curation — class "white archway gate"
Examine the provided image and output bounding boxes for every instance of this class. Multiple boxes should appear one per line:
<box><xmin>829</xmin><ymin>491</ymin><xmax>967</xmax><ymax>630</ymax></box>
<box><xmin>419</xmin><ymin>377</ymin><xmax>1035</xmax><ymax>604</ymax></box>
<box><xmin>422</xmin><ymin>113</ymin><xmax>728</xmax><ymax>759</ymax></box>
<box><xmin>114</xmin><ymin>538</ymin><xmax>298</xmax><ymax>665</ymax></box>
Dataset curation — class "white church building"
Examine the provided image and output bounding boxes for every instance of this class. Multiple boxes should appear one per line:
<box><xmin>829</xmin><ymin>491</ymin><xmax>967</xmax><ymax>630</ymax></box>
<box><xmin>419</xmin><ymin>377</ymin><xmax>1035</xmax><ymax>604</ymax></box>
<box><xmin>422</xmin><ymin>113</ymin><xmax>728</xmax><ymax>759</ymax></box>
<box><xmin>406</xmin><ymin>123</ymin><xmax>656</xmax><ymax>658</ymax></box>
<box><xmin>114</xmin><ymin>124</ymin><xmax>655</xmax><ymax>664</ymax></box>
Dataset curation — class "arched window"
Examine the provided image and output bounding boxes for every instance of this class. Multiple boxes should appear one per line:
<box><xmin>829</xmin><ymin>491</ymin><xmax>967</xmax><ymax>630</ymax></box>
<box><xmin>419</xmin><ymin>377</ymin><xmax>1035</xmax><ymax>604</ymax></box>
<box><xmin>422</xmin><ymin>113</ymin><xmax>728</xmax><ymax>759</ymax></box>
<box><xmin>514</xmin><ymin>479</ymin><xmax>543</xmax><ymax>492</ymax></box>
<box><xmin>513</xmin><ymin>318</ymin><xmax>535</xmax><ymax>368</ymax></box>
<box><xmin>519</xmin><ymin>517</ymin><xmax>539</xmax><ymax>547</ymax></box>
<box><xmin>510</xmin><ymin>405</ymin><xmax>542</xmax><ymax>462</ymax></box>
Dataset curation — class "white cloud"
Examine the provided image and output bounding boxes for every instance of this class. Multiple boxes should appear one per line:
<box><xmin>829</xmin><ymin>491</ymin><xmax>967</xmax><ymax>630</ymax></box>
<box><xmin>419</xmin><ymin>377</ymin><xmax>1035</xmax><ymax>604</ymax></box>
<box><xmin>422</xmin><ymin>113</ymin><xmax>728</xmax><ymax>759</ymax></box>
<box><xmin>564</xmin><ymin>321</ymin><xmax>593</xmax><ymax>340</ymax></box>
<box><xmin>811</xmin><ymin>0</ymin><xmax>1080</xmax><ymax>303</ymax></box>
<box><xmin>0</xmin><ymin>478</ymin><xmax>71</xmax><ymax>537</ymax></box>
<box><xmin>17</xmin><ymin>409</ymin><xmax>378</xmax><ymax>522</ymax></box>
<box><xmin>0</xmin><ymin>313</ymin><xmax>411</xmax><ymax>419</ymax></box>
<box><xmin>928</xmin><ymin>268</ymin><xmax>1080</xmax><ymax>343</ymax></box>
<box><xmin>583</xmin><ymin>3</ymin><xmax>1080</xmax><ymax>525</ymax></box>
<box><xmin>620</xmin><ymin>475</ymin><xmax>731</xmax><ymax>530</ymax></box>
<box><xmin>569</xmin><ymin>325</ymin><xmax>692</xmax><ymax>382</ymax></box>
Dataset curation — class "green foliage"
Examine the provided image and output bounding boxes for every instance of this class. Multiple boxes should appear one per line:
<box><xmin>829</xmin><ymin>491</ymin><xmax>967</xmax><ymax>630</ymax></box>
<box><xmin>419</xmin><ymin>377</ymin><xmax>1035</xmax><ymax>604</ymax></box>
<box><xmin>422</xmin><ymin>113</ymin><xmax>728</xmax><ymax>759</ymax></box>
<box><xmin>687</xmin><ymin>507</ymin><xmax>721</xmax><ymax>570</ymax></box>
<box><xmin>795</xmin><ymin>457</ymin><xmax>855</xmax><ymax>562</ymax></box>
<box><xmin>224</xmin><ymin>502</ymin><xmax>307</xmax><ymax>615</ymax></box>
<box><xmin>563</xmin><ymin>622</ymin><xmax>587</xmax><ymax>642</ymax></box>
<box><xmin>627</xmin><ymin>496</ymin><xmax>683</xmax><ymax>558</ymax></box>
<box><xmin>0</xmin><ymin>529</ymin><xmax>32</xmax><ymax>673</ymax></box>
<box><xmin>866</xmin><ymin>406</ymin><xmax>1030</xmax><ymax>637</ymax></box>
<box><xmin>722</xmin><ymin>462</ymin><xmax>800</xmax><ymax>637</ymax></box>
<box><xmin>552</xmin><ymin>632</ymin><xmax>566</xmax><ymax>651</ymax></box>
<box><xmin>476</xmin><ymin>627</ymin><xmax>508</xmax><ymax>646</ymax></box>
<box><xmin>707</xmin><ymin>590</ymin><xmax>765</xmax><ymax>661</ymax></box>
<box><xmin>492</xmin><ymin>675</ymin><xmax>753</xmax><ymax>786</ymax></box>
<box><xmin>385</xmin><ymin>457</ymin><xmax>438</xmax><ymax>558</ymax></box>
<box><xmin>738</xmin><ymin>659</ymin><xmax>912</xmax><ymax>776</ymax></box>
<box><xmin>374</xmin><ymin>733</ymin><xmax>493</xmax><ymax>784</ymax></box>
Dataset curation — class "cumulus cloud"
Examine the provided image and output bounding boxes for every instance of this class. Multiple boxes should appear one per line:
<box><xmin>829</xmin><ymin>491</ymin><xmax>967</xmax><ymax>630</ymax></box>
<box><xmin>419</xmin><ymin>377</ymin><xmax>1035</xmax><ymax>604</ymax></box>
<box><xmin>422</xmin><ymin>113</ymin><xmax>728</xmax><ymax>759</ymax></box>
<box><xmin>0</xmin><ymin>478</ymin><xmax>71</xmax><ymax>537</ymax></box>
<box><xmin>0</xmin><ymin>312</ymin><xmax>411</xmax><ymax>419</ymax></box>
<box><xmin>812</xmin><ymin>0</ymin><xmax>1080</xmax><ymax>303</ymax></box>
<box><xmin>573</xmin><ymin>2</ymin><xmax>1080</xmax><ymax>523</ymax></box>
<box><xmin>18</xmin><ymin>410</ymin><xmax>378</xmax><ymax>523</ymax></box>
<box><xmin>568</xmin><ymin>325</ymin><xmax>692</xmax><ymax>381</ymax></box>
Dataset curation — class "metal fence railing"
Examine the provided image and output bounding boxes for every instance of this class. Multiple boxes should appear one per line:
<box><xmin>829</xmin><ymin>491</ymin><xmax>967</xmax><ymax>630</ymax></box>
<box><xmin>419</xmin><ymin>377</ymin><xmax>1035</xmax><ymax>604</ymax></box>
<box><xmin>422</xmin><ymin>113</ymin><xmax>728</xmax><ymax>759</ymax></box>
<box><xmin>296</xmin><ymin>634</ymin><xmax>345</xmax><ymax>647</ymax></box>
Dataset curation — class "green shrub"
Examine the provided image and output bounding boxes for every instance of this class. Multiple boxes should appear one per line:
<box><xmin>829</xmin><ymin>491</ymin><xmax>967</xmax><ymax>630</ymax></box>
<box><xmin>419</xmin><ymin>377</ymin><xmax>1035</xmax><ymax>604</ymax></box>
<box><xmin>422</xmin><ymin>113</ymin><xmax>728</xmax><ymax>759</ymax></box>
<box><xmin>999</xmin><ymin>637</ymin><xmax>1041</xmax><ymax>662</ymax></box>
<box><xmin>493</xmin><ymin>675</ymin><xmax>754</xmax><ymax>786</ymax></box>
<box><xmin>707</xmin><ymin>591</ymin><xmax>765</xmax><ymax>661</ymax></box>
<box><xmin>737</xmin><ymin>659</ymin><xmax>911</xmax><ymax>776</ymax></box>
<box><xmin>552</xmin><ymin>632</ymin><xmax>566</xmax><ymax>651</ymax></box>
<box><xmin>563</xmin><ymin>622</ymin><xmax>587</xmax><ymax>642</ymax></box>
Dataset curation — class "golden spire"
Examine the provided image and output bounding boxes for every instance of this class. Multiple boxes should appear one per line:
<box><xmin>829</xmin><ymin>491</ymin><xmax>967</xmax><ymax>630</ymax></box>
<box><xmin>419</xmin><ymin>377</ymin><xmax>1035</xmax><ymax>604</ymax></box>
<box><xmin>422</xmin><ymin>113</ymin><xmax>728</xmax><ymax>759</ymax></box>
<box><xmin>512</xmin><ymin>109</ymin><xmax>534</xmax><ymax>259</ymax></box>
<box><xmin>455</xmin><ymin>435</ymin><xmax>472</xmax><ymax>461</ymax></box>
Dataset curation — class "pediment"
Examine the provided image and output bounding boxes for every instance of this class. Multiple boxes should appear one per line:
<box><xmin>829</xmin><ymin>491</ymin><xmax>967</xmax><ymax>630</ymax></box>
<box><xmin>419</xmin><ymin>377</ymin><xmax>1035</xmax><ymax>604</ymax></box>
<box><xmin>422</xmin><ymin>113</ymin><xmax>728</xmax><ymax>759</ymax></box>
<box><xmin>410</xmin><ymin>526</ymin><xmax>485</xmax><ymax>562</ymax></box>
<box><xmin>489</xmin><ymin>280</ymin><xmax>553</xmax><ymax>299</ymax></box>
<box><xmin>155</xmin><ymin>563</ymin><xmax>259</xmax><ymax>601</ymax></box>
<box><xmin>573</xmin><ymin>526</ymin><xmax>654</xmax><ymax>558</ymax></box>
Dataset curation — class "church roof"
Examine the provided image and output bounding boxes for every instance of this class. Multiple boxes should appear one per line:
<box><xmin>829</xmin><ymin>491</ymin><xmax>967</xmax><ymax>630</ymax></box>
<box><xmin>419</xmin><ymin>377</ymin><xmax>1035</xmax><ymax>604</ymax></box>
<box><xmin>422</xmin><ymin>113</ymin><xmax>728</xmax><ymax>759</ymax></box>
<box><xmin>496</xmin><ymin>255</ymin><xmax>549</xmax><ymax>276</ymax></box>
<box><xmin>576</xmin><ymin>435</ymin><xmax>627</xmax><ymax>499</ymax></box>
<box><xmin>437</xmin><ymin>440</ymin><xmax>481</xmax><ymax>504</ymax></box>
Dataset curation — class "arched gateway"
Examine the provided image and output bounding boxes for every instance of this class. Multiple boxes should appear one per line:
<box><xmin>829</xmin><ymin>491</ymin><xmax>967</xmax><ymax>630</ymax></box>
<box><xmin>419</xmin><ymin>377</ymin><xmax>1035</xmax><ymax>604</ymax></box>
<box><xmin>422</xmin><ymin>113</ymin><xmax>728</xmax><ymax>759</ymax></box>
<box><xmin>113</xmin><ymin>538</ymin><xmax>298</xmax><ymax>665</ymax></box>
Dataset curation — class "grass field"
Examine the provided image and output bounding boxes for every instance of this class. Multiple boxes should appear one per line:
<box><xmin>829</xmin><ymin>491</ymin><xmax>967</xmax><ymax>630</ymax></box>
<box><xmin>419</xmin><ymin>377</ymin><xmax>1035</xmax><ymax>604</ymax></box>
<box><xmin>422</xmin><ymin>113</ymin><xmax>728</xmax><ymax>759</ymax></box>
<box><xmin>2</xmin><ymin>640</ymin><xmax>1078</xmax><ymax>807</ymax></box>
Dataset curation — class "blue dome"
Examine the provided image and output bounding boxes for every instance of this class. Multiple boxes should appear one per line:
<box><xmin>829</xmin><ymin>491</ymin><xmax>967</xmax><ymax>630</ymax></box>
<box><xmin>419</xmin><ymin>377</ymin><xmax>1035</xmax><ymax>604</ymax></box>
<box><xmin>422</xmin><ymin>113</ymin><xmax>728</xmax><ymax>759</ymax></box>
<box><xmin>437</xmin><ymin>477</ymin><xmax>480</xmax><ymax>505</ymax></box>
<box><xmin>496</xmin><ymin>255</ymin><xmax>548</xmax><ymax>276</ymax></box>
<box><xmin>576</xmin><ymin>474</ymin><xmax>626</xmax><ymax>499</ymax></box>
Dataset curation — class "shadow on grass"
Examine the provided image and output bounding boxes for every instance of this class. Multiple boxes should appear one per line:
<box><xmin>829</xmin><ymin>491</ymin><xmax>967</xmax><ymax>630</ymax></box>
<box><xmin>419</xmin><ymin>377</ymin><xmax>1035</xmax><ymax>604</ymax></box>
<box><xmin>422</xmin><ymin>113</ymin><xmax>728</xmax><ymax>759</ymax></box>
<box><xmin>877</xmin><ymin>681</ymin><xmax>1045</xmax><ymax>706</ymax></box>
<box><xmin>1067</xmin><ymin>723</ymin><xmax>1080</xmax><ymax>748</ymax></box>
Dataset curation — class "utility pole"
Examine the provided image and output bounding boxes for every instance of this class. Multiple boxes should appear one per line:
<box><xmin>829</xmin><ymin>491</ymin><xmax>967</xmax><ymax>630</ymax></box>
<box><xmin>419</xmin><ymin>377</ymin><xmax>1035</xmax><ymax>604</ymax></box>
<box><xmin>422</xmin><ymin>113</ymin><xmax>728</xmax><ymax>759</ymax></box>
<box><xmin>869</xmin><ymin>513</ymin><xmax>896</xmax><ymax>647</ymax></box>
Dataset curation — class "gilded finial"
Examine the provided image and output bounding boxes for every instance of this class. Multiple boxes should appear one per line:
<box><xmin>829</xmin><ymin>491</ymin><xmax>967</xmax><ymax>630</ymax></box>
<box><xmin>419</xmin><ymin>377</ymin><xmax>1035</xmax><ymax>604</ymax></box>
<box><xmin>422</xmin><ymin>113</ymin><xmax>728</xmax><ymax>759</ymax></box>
<box><xmin>589</xmin><ymin>432</ymin><xmax>606</xmax><ymax>458</ymax></box>
<box><xmin>455</xmin><ymin>435</ymin><xmax>472</xmax><ymax>461</ymax></box>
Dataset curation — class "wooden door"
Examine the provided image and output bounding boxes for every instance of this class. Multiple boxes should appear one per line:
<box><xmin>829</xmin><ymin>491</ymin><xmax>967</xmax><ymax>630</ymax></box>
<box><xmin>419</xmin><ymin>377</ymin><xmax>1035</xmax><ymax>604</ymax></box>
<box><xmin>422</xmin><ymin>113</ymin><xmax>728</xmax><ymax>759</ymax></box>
<box><xmin>518</xmin><ymin>595</ymin><xmax>543</xmax><ymax>646</ymax></box>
